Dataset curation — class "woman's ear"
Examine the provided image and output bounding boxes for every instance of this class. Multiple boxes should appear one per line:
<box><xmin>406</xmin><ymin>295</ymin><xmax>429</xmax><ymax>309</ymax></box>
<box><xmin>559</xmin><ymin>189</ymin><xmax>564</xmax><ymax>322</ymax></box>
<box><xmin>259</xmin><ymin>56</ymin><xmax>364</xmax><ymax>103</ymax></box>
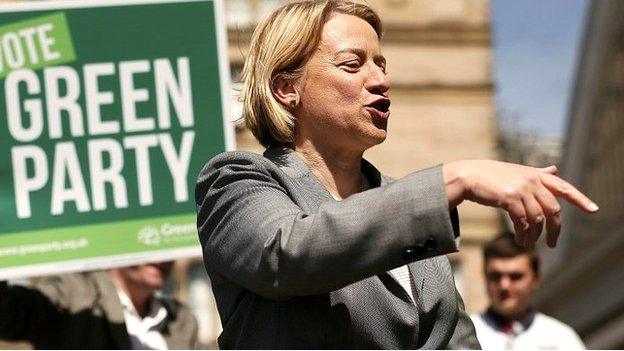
<box><xmin>272</xmin><ymin>74</ymin><xmax>300</xmax><ymax>109</ymax></box>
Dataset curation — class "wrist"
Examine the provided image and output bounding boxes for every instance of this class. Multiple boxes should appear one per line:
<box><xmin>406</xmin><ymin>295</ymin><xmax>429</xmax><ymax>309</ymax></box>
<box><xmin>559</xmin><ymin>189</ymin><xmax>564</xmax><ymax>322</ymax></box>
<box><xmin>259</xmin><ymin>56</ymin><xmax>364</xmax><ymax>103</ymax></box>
<box><xmin>443</xmin><ymin>161</ymin><xmax>469</xmax><ymax>209</ymax></box>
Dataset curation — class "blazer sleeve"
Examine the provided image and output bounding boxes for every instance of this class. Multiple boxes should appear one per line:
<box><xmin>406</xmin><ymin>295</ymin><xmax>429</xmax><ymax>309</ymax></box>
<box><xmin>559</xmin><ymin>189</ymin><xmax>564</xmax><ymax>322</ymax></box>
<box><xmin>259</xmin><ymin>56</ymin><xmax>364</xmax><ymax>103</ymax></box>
<box><xmin>196</xmin><ymin>152</ymin><xmax>460</xmax><ymax>299</ymax></box>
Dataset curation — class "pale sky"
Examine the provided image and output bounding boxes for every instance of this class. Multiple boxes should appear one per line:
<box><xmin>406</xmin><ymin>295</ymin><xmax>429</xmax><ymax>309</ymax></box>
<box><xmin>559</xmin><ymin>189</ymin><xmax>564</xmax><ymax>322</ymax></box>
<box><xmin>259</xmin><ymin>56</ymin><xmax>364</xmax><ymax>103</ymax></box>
<box><xmin>491</xmin><ymin>0</ymin><xmax>589</xmax><ymax>137</ymax></box>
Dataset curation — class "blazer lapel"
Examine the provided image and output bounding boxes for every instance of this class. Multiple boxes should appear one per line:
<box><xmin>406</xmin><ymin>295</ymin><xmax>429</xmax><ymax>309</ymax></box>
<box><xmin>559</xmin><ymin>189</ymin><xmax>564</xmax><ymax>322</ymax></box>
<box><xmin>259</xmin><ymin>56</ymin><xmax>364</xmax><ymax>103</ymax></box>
<box><xmin>377</xmin><ymin>272</ymin><xmax>414</xmax><ymax>304</ymax></box>
<box><xmin>408</xmin><ymin>260</ymin><xmax>427</xmax><ymax>300</ymax></box>
<box><xmin>263</xmin><ymin>147</ymin><xmax>313</xmax><ymax>179</ymax></box>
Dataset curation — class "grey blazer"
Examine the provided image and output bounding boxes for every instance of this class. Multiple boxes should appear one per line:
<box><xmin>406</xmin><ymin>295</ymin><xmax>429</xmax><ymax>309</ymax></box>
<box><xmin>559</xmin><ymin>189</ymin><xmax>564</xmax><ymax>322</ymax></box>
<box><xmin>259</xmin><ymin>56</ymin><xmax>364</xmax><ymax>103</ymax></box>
<box><xmin>196</xmin><ymin>147</ymin><xmax>480</xmax><ymax>349</ymax></box>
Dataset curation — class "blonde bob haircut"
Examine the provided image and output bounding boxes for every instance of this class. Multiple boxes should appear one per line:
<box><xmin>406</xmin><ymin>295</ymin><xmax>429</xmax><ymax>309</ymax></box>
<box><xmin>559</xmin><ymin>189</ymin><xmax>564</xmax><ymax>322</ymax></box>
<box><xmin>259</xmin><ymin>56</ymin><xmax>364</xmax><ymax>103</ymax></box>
<box><xmin>241</xmin><ymin>0</ymin><xmax>382</xmax><ymax>148</ymax></box>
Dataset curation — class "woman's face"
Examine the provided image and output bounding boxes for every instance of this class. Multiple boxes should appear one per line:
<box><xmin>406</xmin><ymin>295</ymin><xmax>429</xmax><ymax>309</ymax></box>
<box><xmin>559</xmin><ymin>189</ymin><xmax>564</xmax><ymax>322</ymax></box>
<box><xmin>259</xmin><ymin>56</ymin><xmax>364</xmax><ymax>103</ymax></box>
<box><xmin>295</xmin><ymin>13</ymin><xmax>390</xmax><ymax>153</ymax></box>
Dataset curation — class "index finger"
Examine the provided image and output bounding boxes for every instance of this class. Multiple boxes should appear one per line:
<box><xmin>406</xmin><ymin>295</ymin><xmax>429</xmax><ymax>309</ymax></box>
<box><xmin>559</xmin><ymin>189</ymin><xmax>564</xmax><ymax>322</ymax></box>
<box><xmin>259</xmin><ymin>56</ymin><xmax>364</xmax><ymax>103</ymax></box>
<box><xmin>540</xmin><ymin>174</ymin><xmax>599</xmax><ymax>213</ymax></box>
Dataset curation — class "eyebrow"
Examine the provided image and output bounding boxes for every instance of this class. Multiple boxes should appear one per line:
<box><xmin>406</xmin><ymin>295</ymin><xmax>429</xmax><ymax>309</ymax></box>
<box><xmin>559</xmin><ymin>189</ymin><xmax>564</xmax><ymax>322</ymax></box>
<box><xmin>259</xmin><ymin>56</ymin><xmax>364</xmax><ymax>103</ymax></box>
<box><xmin>334</xmin><ymin>48</ymin><xmax>386</xmax><ymax>66</ymax></box>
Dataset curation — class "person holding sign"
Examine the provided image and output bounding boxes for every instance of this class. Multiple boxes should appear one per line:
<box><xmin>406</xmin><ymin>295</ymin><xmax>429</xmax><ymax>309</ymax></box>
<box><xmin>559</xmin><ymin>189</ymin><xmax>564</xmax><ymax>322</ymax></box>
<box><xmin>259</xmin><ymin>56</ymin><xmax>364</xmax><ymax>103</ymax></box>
<box><xmin>195</xmin><ymin>0</ymin><xmax>598</xmax><ymax>348</ymax></box>
<box><xmin>0</xmin><ymin>262</ymin><xmax>203</xmax><ymax>349</ymax></box>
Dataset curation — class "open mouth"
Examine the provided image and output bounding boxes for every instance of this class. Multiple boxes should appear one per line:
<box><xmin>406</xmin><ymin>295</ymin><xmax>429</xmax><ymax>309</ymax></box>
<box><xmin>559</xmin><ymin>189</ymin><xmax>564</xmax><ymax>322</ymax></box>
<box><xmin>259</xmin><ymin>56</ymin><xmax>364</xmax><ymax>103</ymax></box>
<box><xmin>367</xmin><ymin>99</ymin><xmax>391</xmax><ymax>113</ymax></box>
<box><xmin>366</xmin><ymin>99</ymin><xmax>391</xmax><ymax>120</ymax></box>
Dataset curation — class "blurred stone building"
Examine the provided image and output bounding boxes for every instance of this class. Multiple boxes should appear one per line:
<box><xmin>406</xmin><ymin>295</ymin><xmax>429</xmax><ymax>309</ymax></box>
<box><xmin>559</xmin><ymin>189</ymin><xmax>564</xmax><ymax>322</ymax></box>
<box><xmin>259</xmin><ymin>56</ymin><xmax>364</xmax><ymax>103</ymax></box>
<box><xmin>535</xmin><ymin>0</ymin><xmax>624</xmax><ymax>348</ymax></box>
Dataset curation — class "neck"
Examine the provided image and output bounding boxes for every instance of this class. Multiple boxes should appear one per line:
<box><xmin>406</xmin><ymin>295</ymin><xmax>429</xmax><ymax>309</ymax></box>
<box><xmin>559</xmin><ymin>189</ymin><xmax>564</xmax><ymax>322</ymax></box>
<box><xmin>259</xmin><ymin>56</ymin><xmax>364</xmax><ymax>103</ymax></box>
<box><xmin>108</xmin><ymin>270</ymin><xmax>152</xmax><ymax>318</ymax></box>
<box><xmin>294</xmin><ymin>139</ymin><xmax>368</xmax><ymax>199</ymax></box>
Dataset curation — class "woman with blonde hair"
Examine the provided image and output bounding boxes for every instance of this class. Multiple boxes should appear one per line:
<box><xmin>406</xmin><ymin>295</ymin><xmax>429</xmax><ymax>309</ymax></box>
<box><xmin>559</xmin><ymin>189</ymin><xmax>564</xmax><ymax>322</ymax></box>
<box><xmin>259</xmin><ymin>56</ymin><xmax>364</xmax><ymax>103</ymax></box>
<box><xmin>195</xmin><ymin>0</ymin><xmax>597</xmax><ymax>348</ymax></box>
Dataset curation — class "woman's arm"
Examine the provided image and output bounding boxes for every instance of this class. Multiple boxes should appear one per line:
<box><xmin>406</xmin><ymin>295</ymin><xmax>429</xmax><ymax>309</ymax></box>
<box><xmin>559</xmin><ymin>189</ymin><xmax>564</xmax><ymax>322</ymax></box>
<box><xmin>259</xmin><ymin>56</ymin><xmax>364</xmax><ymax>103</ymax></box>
<box><xmin>196</xmin><ymin>152</ymin><xmax>459</xmax><ymax>300</ymax></box>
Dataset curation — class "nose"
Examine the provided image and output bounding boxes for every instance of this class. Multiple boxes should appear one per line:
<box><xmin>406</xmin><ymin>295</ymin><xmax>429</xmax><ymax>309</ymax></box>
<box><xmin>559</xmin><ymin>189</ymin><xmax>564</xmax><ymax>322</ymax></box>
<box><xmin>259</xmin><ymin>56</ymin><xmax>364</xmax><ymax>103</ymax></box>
<box><xmin>366</xmin><ymin>64</ymin><xmax>390</xmax><ymax>95</ymax></box>
<box><xmin>499</xmin><ymin>276</ymin><xmax>511</xmax><ymax>289</ymax></box>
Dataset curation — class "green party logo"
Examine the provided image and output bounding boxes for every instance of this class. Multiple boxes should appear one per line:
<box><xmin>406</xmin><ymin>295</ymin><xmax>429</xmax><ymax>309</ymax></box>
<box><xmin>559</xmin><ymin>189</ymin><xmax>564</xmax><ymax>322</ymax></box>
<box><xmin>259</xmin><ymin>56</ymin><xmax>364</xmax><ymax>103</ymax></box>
<box><xmin>0</xmin><ymin>12</ymin><xmax>75</xmax><ymax>78</ymax></box>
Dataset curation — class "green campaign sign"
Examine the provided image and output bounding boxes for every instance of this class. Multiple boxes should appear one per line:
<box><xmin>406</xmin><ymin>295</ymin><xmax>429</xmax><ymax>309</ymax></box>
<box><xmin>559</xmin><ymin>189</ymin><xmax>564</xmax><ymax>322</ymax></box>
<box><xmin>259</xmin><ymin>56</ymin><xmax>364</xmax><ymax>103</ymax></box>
<box><xmin>0</xmin><ymin>0</ymin><xmax>233</xmax><ymax>279</ymax></box>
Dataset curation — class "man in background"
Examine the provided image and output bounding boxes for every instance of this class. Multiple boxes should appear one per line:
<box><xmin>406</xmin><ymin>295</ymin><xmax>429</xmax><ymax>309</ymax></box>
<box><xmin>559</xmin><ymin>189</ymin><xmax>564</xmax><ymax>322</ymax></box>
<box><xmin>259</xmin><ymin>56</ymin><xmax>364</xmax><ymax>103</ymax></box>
<box><xmin>0</xmin><ymin>262</ymin><xmax>203</xmax><ymax>349</ymax></box>
<box><xmin>471</xmin><ymin>234</ymin><xmax>585</xmax><ymax>350</ymax></box>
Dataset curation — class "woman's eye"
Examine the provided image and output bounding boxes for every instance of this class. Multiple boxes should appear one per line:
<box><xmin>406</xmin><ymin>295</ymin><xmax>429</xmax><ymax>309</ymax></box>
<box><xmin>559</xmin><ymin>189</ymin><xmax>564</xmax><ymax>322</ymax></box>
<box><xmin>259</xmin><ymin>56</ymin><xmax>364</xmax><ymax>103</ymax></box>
<box><xmin>342</xmin><ymin>61</ymin><xmax>361</xmax><ymax>71</ymax></box>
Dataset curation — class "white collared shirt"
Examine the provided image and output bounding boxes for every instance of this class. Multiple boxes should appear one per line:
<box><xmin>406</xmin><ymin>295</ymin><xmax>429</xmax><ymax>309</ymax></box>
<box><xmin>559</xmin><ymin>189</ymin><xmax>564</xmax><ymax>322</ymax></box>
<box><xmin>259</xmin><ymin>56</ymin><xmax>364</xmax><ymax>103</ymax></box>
<box><xmin>116</xmin><ymin>289</ymin><xmax>169</xmax><ymax>350</ymax></box>
<box><xmin>471</xmin><ymin>310</ymin><xmax>586</xmax><ymax>350</ymax></box>
<box><xmin>389</xmin><ymin>265</ymin><xmax>417</xmax><ymax>302</ymax></box>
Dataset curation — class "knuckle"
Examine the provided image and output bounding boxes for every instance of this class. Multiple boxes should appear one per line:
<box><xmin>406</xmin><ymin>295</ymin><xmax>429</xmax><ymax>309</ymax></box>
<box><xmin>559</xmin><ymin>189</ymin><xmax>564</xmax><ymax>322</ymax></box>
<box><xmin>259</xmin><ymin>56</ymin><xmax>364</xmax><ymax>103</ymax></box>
<box><xmin>525</xmin><ymin>173</ymin><xmax>540</xmax><ymax>183</ymax></box>
<box><xmin>558</xmin><ymin>183</ymin><xmax>571</xmax><ymax>194</ymax></box>
<box><xmin>503</xmin><ymin>187</ymin><xmax>520</xmax><ymax>200</ymax></box>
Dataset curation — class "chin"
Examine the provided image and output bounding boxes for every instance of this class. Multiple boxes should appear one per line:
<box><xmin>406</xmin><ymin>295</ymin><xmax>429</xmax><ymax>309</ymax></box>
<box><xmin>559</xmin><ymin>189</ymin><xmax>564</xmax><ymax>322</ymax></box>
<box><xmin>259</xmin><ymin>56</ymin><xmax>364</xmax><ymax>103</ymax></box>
<box><xmin>498</xmin><ymin>304</ymin><xmax>521</xmax><ymax>316</ymax></box>
<box><xmin>367</xmin><ymin>124</ymin><xmax>388</xmax><ymax>141</ymax></box>
<box><xmin>142</xmin><ymin>276</ymin><xmax>167</xmax><ymax>290</ymax></box>
<box><xmin>371</xmin><ymin>131</ymin><xmax>388</xmax><ymax>146</ymax></box>
<box><xmin>147</xmin><ymin>281</ymin><xmax>166</xmax><ymax>291</ymax></box>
